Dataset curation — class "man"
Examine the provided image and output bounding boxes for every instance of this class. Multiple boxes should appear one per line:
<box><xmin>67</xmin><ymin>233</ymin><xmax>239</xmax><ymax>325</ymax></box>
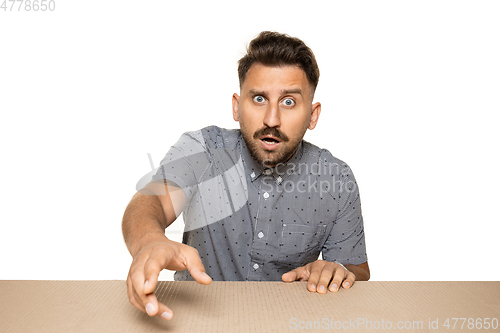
<box><xmin>122</xmin><ymin>31</ymin><xmax>369</xmax><ymax>321</ymax></box>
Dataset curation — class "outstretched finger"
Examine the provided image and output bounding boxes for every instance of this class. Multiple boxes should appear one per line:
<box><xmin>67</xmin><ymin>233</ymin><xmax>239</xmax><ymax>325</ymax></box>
<box><xmin>143</xmin><ymin>254</ymin><xmax>165</xmax><ymax>294</ymax></box>
<box><xmin>133</xmin><ymin>285</ymin><xmax>173</xmax><ymax>320</ymax></box>
<box><xmin>127</xmin><ymin>276</ymin><xmax>145</xmax><ymax>312</ymax></box>
<box><xmin>141</xmin><ymin>253</ymin><xmax>177</xmax><ymax>320</ymax></box>
<box><xmin>129</xmin><ymin>267</ymin><xmax>160</xmax><ymax>312</ymax></box>
<box><xmin>182</xmin><ymin>247</ymin><xmax>212</xmax><ymax>285</ymax></box>
<box><xmin>130</xmin><ymin>271</ymin><xmax>173</xmax><ymax>320</ymax></box>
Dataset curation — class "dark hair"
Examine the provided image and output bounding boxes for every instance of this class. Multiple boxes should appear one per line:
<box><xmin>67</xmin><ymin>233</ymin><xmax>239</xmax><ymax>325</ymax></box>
<box><xmin>238</xmin><ymin>31</ymin><xmax>320</xmax><ymax>92</ymax></box>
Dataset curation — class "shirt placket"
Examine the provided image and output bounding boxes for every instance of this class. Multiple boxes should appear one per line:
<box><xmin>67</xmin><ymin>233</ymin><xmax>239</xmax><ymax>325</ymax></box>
<box><xmin>247</xmin><ymin>168</ymin><xmax>277</xmax><ymax>280</ymax></box>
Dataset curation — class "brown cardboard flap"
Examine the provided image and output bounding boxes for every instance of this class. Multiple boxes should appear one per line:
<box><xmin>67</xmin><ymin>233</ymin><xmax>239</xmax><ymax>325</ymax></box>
<box><xmin>0</xmin><ymin>281</ymin><xmax>498</xmax><ymax>332</ymax></box>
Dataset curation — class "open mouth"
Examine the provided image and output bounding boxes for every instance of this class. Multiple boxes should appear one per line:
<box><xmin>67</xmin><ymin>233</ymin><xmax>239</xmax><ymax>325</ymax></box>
<box><xmin>259</xmin><ymin>135</ymin><xmax>282</xmax><ymax>150</ymax></box>
<box><xmin>261</xmin><ymin>137</ymin><xmax>280</xmax><ymax>145</ymax></box>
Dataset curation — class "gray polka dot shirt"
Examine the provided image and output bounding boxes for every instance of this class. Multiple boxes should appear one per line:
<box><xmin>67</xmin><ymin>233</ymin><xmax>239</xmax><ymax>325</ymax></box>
<box><xmin>152</xmin><ymin>126</ymin><xmax>367</xmax><ymax>281</ymax></box>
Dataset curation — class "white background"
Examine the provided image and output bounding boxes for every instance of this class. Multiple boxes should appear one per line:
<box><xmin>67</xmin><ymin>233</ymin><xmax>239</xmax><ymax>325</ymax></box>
<box><xmin>1</xmin><ymin>1</ymin><xmax>498</xmax><ymax>281</ymax></box>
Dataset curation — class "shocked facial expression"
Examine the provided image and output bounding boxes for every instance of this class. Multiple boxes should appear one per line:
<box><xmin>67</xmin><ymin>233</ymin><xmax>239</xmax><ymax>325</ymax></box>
<box><xmin>232</xmin><ymin>63</ymin><xmax>321</xmax><ymax>167</ymax></box>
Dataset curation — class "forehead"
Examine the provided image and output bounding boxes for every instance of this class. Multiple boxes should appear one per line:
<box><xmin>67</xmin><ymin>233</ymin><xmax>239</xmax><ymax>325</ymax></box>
<box><xmin>242</xmin><ymin>63</ymin><xmax>310</xmax><ymax>94</ymax></box>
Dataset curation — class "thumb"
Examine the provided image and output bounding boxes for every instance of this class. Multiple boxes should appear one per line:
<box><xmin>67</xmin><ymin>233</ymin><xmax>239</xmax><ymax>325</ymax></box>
<box><xmin>282</xmin><ymin>269</ymin><xmax>299</xmax><ymax>282</ymax></box>
<box><xmin>183</xmin><ymin>249</ymin><xmax>212</xmax><ymax>285</ymax></box>
<box><xmin>282</xmin><ymin>265</ymin><xmax>311</xmax><ymax>282</ymax></box>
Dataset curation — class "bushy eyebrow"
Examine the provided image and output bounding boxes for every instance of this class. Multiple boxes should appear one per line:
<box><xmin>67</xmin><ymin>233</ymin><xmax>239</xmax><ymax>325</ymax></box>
<box><xmin>249</xmin><ymin>89</ymin><xmax>266</xmax><ymax>97</ymax></box>
<box><xmin>280</xmin><ymin>88</ymin><xmax>302</xmax><ymax>96</ymax></box>
<box><xmin>248</xmin><ymin>88</ymin><xmax>303</xmax><ymax>97</ymax></box>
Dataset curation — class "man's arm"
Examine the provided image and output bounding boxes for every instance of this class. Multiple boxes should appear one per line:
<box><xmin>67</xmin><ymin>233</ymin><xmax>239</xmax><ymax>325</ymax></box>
<box><xmin>122</xmin><ymin>181</ymin><xmax>211</xmax><ymax>321</ymax></box>
<box><xmin>122</xmin><ymin>181</ymin><xmax>183</xmax><ymax>256</ymax></box>
<box><xmin>345</xmin><ymin>262</ymin><xmax>370</xmax><ymax>281</ymax></box>
<box><xmin>282</xmin><ymin>260</ymin><xmax>369</xmax><ymax>293</ymax></box>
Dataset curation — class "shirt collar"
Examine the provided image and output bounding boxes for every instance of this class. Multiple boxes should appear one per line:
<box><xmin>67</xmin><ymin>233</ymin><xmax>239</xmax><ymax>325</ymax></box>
<box><xmin>238</xmin><ymin>132</ymin><xmax>304</xmax><ymax>182</ymax></box>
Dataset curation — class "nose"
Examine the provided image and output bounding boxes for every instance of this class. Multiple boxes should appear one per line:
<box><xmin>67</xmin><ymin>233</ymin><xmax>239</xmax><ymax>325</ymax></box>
<box><xmin>263</xmin><ymin>102</ymin><xmax>281</xmax><ymax>128</ymax></box>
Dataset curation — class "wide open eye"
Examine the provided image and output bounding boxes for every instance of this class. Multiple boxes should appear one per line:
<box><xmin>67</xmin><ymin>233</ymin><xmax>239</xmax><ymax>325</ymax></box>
<box><xmin>253</xmin><ymin>95</ymin><xmax>265</xmax><ymax>103</ymax></box>
<box><xmin>282</xmin><ymin>98</ymin><xmax>295</xmax><ymax>106</ymax></box>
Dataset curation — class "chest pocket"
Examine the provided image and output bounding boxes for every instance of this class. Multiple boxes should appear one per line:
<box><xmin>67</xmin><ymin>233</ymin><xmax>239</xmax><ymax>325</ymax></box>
<box><xmin>279</xmin><ymin>223</ymin><xmax>327</xmax><ymax>266</ymax></box>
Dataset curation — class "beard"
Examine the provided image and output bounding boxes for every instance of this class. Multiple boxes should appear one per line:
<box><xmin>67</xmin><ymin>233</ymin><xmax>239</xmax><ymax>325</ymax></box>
<box><xmin>240</xmin><ymin>126</ymin><xmax>305</xmax><ymax>167</ymax></box>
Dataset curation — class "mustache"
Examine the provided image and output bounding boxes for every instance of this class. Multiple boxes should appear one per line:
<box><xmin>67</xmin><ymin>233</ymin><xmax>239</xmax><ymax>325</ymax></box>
<box><xmin>253</xmin><ymin>127</ymin><xmax>289</xmax><ymax>142</ymax></box>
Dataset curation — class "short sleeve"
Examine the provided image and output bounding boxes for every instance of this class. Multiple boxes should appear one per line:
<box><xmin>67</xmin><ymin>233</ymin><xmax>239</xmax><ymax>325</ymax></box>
<box><xmin>151</xmin><ymin>130</ymin><xmax>211</xmax><ymax>203</ymax></box>
<box><xmin>321</xmin><ymin>163</ymin><xmax>368</xmax><ymax>266</ymax></box>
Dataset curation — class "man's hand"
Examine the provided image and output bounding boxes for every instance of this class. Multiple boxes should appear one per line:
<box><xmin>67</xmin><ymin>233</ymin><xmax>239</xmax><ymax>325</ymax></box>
<box><xmin>281</xmin><ymin>260</ymin><xmax>355</xmax><ymax>293</ymax></box>
<box><xmin>126</xmin><ymin>233</ymin><xmax>212</xmax><ymax>320</ymax></box>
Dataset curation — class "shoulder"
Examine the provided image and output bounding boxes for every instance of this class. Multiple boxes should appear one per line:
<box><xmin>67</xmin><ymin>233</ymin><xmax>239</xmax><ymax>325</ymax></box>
<box><xmin>302</xmin><ymin>141</ymin><xmax>359</xmax><ymax>196</ymax></box>
<box><xmin>175</xmin><ymin>126</ymin><xmax>240</xmax><ymax>151</ymax></box>
<box><xmin>199</xmin><ymin>125</ymin><xmax>241</xmax><ymax>149</ymax></box>
<box><xmin>302</xmin><ymin>140</ymin><xmax>351</xmax><ymax>173</ymax></box>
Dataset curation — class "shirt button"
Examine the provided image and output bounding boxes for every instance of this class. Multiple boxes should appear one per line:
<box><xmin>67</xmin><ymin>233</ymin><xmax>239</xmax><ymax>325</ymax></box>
<box><xmin>258</xmin><ymin>231</ymin><xmax>264</xmax><ymax>239</ymax></box>
<box><xmin>276</xmin><ymin>176</ymin><xmax>282</xmax><ymax>185</ymax></box>
<box><xmin>253</xmin><ymin>263</ymin><xmax>259</xmax><ymax>270</ymax></box>
<box><xmin>263</xmin><ymin>192</ymin><xmax>269</xmax><ymax>199</ymax></box>
<box><xmin>250</xmin><ymin>172</ymin><xmax>256</xmax><ymax>178</ymax></box>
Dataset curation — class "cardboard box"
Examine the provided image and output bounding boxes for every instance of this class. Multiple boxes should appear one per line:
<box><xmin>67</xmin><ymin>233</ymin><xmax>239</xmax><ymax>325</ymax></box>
<box><xmin>0</xmin><ymin>280</ymin><xmax>498</xmax><ymax>332</ymax></box>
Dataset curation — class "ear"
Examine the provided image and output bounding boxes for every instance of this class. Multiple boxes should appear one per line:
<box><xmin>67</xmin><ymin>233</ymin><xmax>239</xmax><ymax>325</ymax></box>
<box><xmin>232</xmin><ymin>93</ymin><xmax>240</xmax><ymax>122</ymax></box>
<box><xmin>308</xmin><ymin>102</ymin><xmax>321</xmax><ymax>130</ymax></box>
